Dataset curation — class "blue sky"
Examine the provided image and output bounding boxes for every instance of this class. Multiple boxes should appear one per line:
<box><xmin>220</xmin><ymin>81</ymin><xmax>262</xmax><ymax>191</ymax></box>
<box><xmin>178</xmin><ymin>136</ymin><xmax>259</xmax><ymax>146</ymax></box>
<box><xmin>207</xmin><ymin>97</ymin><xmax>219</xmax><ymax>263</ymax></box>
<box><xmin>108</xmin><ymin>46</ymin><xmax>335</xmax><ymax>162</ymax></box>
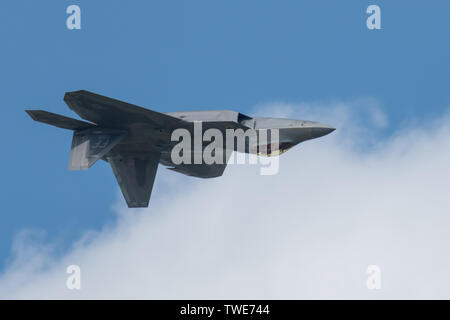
<box><xmin>0</xmin><ymin>0</ymin><xmax>449</xmax><ymax>271</ymax></box>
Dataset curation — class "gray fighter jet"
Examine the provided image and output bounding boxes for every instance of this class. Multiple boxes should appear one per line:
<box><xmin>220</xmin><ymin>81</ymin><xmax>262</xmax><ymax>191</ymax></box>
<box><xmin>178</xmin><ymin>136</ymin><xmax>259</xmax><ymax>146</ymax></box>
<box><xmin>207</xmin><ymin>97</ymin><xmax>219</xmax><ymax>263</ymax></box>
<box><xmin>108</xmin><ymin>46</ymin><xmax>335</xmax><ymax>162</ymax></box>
<box><xmin>26</xmin><ymin>90</ymin><xmax>335</xmax><ymax>207</ymax></box>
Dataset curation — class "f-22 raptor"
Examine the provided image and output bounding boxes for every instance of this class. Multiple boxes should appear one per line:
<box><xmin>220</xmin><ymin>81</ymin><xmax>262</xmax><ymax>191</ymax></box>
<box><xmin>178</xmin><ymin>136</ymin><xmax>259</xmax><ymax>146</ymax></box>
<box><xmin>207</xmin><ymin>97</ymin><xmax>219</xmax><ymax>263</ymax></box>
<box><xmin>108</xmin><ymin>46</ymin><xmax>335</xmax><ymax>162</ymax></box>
<box><xmin>26</xmin><ymin>90</ymin><xmax>335</xmax><ymax>208</ymax></box>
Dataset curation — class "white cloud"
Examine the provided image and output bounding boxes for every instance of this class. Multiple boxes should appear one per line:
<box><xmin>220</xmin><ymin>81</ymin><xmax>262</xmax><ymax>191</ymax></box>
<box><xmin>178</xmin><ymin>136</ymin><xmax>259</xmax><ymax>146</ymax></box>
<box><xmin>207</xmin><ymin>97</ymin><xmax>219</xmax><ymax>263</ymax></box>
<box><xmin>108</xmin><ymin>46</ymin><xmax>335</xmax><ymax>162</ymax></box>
<box><xmin>1</xmin><ymin>100</ymin><xmax>450</xmax><ymax>299</ymax></box>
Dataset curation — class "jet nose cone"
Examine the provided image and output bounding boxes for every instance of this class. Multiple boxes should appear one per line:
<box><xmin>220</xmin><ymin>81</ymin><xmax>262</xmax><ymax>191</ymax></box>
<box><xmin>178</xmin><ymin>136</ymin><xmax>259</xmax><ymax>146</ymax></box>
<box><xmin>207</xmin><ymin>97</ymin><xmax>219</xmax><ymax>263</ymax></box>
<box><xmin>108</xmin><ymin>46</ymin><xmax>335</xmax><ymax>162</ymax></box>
<box><xmin>310</xmin><ymin>124</ymin><xmax>336</xmax><ymax>138</ymax></box>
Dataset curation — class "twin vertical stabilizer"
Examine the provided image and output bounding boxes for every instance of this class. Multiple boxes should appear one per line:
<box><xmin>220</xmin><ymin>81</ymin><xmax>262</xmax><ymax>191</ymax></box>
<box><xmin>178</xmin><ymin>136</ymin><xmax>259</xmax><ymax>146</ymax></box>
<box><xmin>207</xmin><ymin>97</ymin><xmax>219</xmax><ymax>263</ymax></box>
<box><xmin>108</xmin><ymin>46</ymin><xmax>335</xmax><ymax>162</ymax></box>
<box><xmin>68</xmin><ymin>128</ymin><xmax>127</xmax><ymax>170</ymax></box>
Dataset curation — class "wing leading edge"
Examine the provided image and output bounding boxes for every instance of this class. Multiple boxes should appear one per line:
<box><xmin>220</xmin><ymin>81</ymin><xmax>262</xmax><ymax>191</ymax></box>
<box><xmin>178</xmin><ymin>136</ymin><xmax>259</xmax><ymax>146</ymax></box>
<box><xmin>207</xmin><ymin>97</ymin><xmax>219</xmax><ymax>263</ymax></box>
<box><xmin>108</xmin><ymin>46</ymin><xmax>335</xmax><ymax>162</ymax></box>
<box><xmin>64</xmin><ymin>90</ymin><xmax>186</xmax><ymax>130</ymax></box>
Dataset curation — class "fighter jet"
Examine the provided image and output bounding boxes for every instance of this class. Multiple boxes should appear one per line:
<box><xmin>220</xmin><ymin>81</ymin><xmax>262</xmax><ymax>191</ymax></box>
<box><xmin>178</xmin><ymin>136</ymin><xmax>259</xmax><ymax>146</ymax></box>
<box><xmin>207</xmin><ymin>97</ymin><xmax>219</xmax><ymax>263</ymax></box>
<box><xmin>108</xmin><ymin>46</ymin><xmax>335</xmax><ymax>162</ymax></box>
<box><xmin>26</xmin><ymin>90</ymin><xmax>335</xmax><ymax>208</ymax></box>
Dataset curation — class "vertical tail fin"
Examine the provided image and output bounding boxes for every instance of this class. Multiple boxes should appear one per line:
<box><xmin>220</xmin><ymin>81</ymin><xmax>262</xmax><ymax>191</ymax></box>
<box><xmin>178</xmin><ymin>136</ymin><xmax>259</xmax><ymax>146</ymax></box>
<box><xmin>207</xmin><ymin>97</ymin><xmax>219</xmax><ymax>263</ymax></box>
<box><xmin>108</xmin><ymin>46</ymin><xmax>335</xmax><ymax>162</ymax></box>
<box><xmin>108</xmin><ymin>153</ymin><xmax>160</xmax><ymax>208</ymax></box>
<box><xmin>69</xmin><ymin>128</ymin><xmax>127</xmax><ymax>170</ymax></box>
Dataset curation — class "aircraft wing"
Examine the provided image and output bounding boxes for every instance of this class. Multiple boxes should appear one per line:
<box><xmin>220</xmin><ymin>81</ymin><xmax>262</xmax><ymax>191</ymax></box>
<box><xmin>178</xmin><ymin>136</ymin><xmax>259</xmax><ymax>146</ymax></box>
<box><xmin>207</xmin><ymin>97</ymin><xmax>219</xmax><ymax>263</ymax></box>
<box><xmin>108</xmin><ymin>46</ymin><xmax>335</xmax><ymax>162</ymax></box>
<box><xmin>64</xmin><ymin>90</ymin><xmax>186</xmax><ymax>130</ymax></box>
<box><xmin>107</xmin><ymin>153</ymin><xmax>160</xmax><ymax>208</ymax></box>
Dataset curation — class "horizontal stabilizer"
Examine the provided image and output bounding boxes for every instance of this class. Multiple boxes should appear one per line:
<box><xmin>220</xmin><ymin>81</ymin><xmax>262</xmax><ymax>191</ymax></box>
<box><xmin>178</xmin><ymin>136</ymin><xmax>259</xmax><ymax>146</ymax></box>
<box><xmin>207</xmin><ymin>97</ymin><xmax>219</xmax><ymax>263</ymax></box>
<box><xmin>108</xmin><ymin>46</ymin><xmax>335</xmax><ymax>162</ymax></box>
<box><xmin>108</xmin><ymin>153</ymin><xmax>160</xmax><ymax>208</ymax></box>
<box><xmin>26</xmin><ymin>110</ymin><xmax>96</xmax><ymax>130</ymax></box>
<box><xmin>69</xmin><ymin>128</ymin><xmax>127</xmax><ymax>170</ymax></box>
